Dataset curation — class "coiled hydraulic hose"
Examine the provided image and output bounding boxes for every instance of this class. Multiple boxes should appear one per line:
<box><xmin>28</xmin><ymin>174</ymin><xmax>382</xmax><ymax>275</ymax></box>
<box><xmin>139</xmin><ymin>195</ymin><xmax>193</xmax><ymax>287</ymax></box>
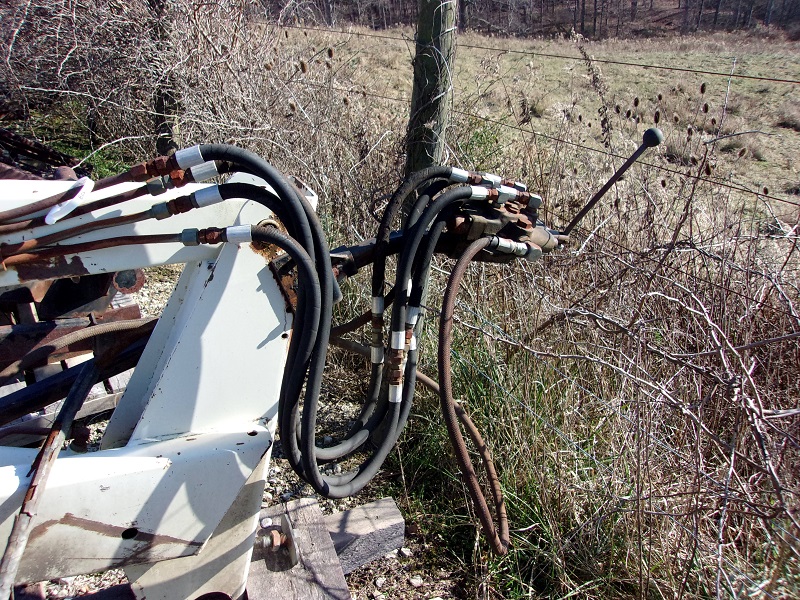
<box><xmin>438</xmin><ymin>236</ymin><xmax>509</xmax><ymax>555</ymax></box>
<box><xmin>0</xmin><ymin>318</ymin><xmax>157</xmax><ymax>386</ymax></box>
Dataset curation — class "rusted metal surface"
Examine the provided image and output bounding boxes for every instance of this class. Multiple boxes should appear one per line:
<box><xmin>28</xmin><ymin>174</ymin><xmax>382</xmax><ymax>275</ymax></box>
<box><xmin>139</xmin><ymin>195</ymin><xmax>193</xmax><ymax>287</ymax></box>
<box><xmin>14</xmin><ymin>255</ymin><xmax>90</xmax><ymax>282</ymax></box>
<box><xmin>268</xmin><ymin>261</ymin><xmax>297</xmax><ymax>314</ymax></box>
<box><xmin>0</xmin><ymin>163</ymin><xmax>43</xmax><ymax>181</ymax></box>
<box><xmin>29</xmin><ymin>513</ymin><xmax>204</xmax><ymax>562</ymax></box>
<box><xmin>112</xmin><ymin>270</ymin><xmax>145</xmax><ymax>295</ymax></box>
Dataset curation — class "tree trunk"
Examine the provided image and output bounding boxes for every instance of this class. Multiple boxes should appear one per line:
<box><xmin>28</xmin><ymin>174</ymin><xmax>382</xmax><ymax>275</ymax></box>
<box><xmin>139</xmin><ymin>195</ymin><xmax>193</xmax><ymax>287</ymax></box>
<box><xmin>581</xmin><ymin>0</ymin><xmax>586</xmax><ymax>32</ymax></box>
<box><xmin>764</xmin><ymin>0</ymin><xmax>775</xmax><ymax>23</ymax></box>
<box><xmin>148</xmin><ymin>0</ymin><xmax>178</xmax><ymax>156</ymax></box>
<box><xmin>682</xmin><ymin>0</ymin><xmax>691</xmax><ymax>32</ymax></box>
<box><xmin>713</xmin><ymin>0</ymin><xmax>722</xmax><ymax>28</ymax></box>
<box><xmin>405</xmin><ymin>0</ymin><xmax>457</xmax><ymax>176</ymax></box>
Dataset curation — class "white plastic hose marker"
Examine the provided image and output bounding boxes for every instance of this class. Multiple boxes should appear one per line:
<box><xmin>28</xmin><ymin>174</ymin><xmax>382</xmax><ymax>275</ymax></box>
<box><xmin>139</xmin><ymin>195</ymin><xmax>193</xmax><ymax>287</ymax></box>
<box><xmin>225</xmin><ymin>225</ymin><xmax>253</xmax><ymax>245</ymax></box>
<box><xmin>189</xmin><ymin>161</ymin><xmax>220</xmax><ymax>182</ymax></box>
<box><xmin>174</xmin><ymin>146</ymin><xmax>205</xmax><ymax>170</ymax></box>
<box><xmin>450</xmin><ymin>167</ymin><xmax>470</xmax><ymax>183</ymax></box>
<box><xmin>391</xmin><ymin>331</ymin><xmax>405</xmax><ymax>350</ymax></box>
<box><xmin>44</xmin><ymin>177</ymin><xmax>95</xmax><ymax>225</ymax></box>
<box><xmin>410</xmin><ymin>335</ymin><xmax>417</xmax><ymax>351</ymax></box>
<box><xmin>193</xmin><ymin>185</ymin><xmax>224</xmax><ymax>208</ymax></box>
<box><xmin>388</xmin><ymin>384</ymin><xmax>403</xmax><ymax>403</ymax></box>
<box><xmin>406</xmin><ymin>306</ymin><xmax>421</xmax><ymax>326</ymax></box>
<box><xmin>371</xmin><ymin>296</ymin><xmax>384</xmax><ymax>315</ymax></box>
<box><xmin>370</xmin><ymin>346</ymin><xmax>384</xmax><ymax>364</ymax></box>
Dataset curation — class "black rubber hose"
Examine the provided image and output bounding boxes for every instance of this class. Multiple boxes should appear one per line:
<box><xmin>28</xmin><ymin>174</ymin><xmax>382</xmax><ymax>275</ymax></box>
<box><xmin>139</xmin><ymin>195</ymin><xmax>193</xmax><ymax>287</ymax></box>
<box><xmin>249</xmin><ymin>226</ymin><xmax>321</xmax><ymax>471</ymax></box>
<box><xmin>403</xmin><ymin>179</ymin><xmax>451</xmax><ymax>231</ymax></box>
<box><xmin>286</xmin><ymin>186</ymin><xmax>335</xmax><ymax>480</ymax></box>
<box><xmin>438</xmin><ymin>236</ymin><xmax>509</xmax><ymax>555</ymax></box>
<box><xmin>300</xmin><ymin>188</ymin><xmax>462</xmax><ymax>498</ymax></box>
<box><xmin>196</xmin><ymin>145</ymin><xmax>325</xmax><ymax>481</ymax></box>
<box><xmin>197</xmin><ymin>145</ymin><xmax>315</xmax><ymax>262</ymax></box>
<box><xmin>371</xmin><ymin>166</ymin><xmax>452</xmax><ymax>298</ymax></box>
<box><xmin>217</xmin><ymin>183</ymin><xmax>294</xmax><ymax>237</ymax></box>
<box><xmin>306</xmin><ymin>220</ymin><xmax>447</xmax><ymax>491</ymax></box>
<box><xmin>390</xmin><ymin>185</ymin><xmax>474</xmax><ymax>333</ymax></box>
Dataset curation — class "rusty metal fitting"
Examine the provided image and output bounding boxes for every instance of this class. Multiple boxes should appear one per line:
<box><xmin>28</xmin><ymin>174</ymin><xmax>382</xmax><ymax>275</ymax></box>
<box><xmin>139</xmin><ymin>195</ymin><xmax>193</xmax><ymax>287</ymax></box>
<box><xmin>485</xmin><ymin>188</ymin><xmax>500</xmax><ymax>202</ymax></box>
<box><xmin>386</xmin><ymin>348</ymin><xmax>404</xmax><ymax>386</ymax></box>
<box><xmin>152</xmin><ymin>155</ymin><xmax>179</xmax><ymax>176</ymax></box>
<box><xmin>113</xmin><ymin>269</ymin><xmax>146</xmax><ymax>294</ymax></box>
<box><xmin>167</xmin><ymin>195</ymin><xmax>194</xmax><ymax>216</ymax></box>
<box><xmin>198</xmin><ymin>227</ymin><xmax>226</xmax><ymax>245</ymax></box>
<box><xmin>129</xmin><ymin>162</ymin><xmax>150</xmax><ymax>182</ymax></box>
<box><xmin>68</xmin><ymin>425</ymin><xmax>92</xmax><ymax>453</ymax></box>
<box><xmin>260</xmin><ymin>529</ymin><xmax>288</xmax><ymax>552</ymax></box>
<box><xmin>169</xmin><ymin>169</ymin><xmax>188</xmax><ymax>187</ymax></box>
<box><xmin>404</xmin><ymin>326</ymin><xmax>414</xmax><ymax>349</ymax></box>
<box><xmin>146</xmin><ymin>177</ymin><xmax>168</xmax><ymax>196</ymax></box>
<box><xmin>466</xmin><ymin>173</ymin><xmax>483</xmax><ymax>185</ymax></box>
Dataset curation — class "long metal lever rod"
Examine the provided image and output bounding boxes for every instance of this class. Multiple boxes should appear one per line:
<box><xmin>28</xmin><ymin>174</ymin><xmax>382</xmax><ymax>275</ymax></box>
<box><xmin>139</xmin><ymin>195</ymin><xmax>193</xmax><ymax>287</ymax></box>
<box><xmin>561</xmin><ymin>128</ymin><xmax>663</xmax><ymax>236</ymax></box>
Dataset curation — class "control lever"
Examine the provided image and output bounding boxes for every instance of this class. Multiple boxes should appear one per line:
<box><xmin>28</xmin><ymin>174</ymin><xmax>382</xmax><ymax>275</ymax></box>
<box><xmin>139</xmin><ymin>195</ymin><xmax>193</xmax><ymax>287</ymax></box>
<box><xmin>561</xmin><ymin>128</ymin><xmax>664</xmax><ymax>236</ymax></box>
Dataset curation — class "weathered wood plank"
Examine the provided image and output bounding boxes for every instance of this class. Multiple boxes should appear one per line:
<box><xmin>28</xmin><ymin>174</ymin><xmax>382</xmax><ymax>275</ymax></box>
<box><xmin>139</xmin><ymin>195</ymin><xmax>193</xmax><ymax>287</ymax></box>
<box><xmin>248</xmin><ymin>498</ymin><xmax>350</xmax><ymax>600</ymax></box>
<box><xmin>324</xmin><ymin>497</ymin><xmax>404</xmax><ymax>575</ymax></box>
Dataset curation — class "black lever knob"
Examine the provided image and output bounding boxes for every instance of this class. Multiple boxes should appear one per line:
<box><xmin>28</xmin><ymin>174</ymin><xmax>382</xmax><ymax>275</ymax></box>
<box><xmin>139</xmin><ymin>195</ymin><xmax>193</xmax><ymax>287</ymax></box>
<box><xmin>561</xmin><ymin>128</ymin><xmax>663</xmax><ymax>236</ymax></box>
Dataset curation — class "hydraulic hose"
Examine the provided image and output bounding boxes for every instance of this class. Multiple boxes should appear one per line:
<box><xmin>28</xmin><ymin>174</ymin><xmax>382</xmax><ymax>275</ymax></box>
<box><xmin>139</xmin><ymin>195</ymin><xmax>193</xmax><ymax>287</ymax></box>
<box><xmin>438</xmin><ymin>236</ymin><xmax>509</xmax><ymax>555</ymax></box>
<box><xmin>390</xmin><ymin>185</ymin><xmax>474</xmax><ymax>333</ymax></box>
<box><xmin>0</xmin><ymin>211</ymin><xmax>151</xmax><ymax>258</ymax></box>
<box><xmin>371</xmin><ymin>165</ymin><xmax>452</xmax><ymax>298</ymax></box>
<box><xmin>0</xmin><ymin>234</ymin><xmax>182</xmax><ymax>268</ymax></box>
<box><xmin>0</xmin><ymin>318</ymin><xmax>157</xmax><ymax>386</ymax></box>
<box><xmin>0</xmin><ymin>184</ymin><xmax>84</xmax><ymax>224</ymax></box>
<box><xmin>403</xmin><ymin>179</ymin><xmax>451</xmax><ymax>231</ymax></box>
<box><xmin>197</xmin><ymin>145</ymin><xmax>315</xmax><ymax>261</ymax></box>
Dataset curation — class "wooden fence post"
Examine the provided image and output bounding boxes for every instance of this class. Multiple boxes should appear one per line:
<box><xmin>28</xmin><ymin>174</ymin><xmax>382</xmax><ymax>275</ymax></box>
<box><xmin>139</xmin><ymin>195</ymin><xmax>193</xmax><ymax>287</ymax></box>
<box><xmin>404</xmin><ymin>0</ymin><xmax>457</xmax><ymax>177</ymax></box>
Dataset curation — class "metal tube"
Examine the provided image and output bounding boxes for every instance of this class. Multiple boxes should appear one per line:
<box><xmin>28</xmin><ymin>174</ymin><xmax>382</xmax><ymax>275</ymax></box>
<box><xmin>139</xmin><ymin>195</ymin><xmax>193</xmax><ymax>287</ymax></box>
<box><xmin>562</xmin><ymin>128</ymin><xmax>663</xmax><ymax>236</ymax></box>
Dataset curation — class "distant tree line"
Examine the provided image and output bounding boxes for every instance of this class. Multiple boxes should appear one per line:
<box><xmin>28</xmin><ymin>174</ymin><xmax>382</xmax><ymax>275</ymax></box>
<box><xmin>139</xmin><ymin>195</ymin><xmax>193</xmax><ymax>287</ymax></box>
<box><xmin>261</xmin><ymin>0</ymin><xmax>800</xmax><ymax>37</ymax></box>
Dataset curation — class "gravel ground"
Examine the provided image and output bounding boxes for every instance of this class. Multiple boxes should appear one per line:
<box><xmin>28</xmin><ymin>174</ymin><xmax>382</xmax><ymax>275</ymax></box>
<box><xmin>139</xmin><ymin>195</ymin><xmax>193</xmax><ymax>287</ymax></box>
<box><xmin>42</xmin><ymin>265</ymin><xmax>460</xmax><ymax>599</ymax></box>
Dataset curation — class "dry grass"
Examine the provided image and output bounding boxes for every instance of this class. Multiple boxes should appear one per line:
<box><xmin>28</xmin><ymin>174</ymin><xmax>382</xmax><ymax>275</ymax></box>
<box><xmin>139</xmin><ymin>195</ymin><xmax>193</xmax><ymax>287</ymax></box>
<box><xmin>3</xmin><ymin>3</ymin><xmax>800</xmax><ymax>598</ymax></box>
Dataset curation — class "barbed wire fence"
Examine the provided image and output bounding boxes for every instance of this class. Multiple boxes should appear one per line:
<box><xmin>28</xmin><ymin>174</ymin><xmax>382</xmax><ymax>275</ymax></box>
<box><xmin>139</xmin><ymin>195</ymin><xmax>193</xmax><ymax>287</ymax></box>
<box><xmin>2</xmin><ymin>3</ymin><xmax>798</xmax><ymax>597</ymax></box>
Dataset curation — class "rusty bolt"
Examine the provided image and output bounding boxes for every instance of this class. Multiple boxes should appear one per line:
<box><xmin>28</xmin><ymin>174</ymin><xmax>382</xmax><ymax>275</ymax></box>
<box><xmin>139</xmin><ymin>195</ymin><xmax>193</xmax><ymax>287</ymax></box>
<box><xmin>260</xmin><ymin>529</ymin><xmax>287</xmax><ymax>552</ymax></box>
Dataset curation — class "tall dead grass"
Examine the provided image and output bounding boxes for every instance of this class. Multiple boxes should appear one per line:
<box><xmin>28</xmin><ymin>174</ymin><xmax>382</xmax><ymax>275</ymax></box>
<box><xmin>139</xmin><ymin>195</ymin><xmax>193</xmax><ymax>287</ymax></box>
<box><xmin>2</xmin><ymin>6</ymin><xmax>799</xmax><ymax>597</ymax></box>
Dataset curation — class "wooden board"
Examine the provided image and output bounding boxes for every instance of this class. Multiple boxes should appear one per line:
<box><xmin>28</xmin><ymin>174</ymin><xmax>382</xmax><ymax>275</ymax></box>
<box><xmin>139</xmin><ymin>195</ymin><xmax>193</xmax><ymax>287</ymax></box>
<box><xmin>248</xmin><ymin>498</ymin><xmax>350</xmax><ymax>600</ymax></box>
<box><xmin>324</xmin><ymin>497</ymin><xmax>404</xmax><ymax>575</ymax></box>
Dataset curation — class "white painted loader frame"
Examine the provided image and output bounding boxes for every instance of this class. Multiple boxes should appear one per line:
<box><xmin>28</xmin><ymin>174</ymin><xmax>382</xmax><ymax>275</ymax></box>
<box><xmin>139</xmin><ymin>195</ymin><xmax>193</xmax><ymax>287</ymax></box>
<box><xmin>0</xmin><ymin>179</ymin><xmax>290</xmax><ymax>599</ymax></box>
